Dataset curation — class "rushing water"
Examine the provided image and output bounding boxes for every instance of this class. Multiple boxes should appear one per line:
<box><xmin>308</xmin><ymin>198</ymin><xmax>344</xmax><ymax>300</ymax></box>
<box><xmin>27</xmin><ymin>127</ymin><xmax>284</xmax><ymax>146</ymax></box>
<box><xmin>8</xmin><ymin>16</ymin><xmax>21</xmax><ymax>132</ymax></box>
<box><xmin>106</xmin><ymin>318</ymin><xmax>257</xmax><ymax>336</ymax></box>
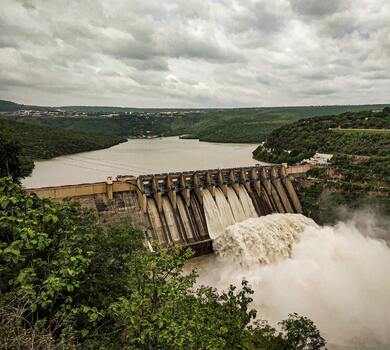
<box><xmin>146</xmin><ymin>184</ymin><xmax>259</xmax><ymax>244</ymax></box>
<box><xmin>202</xmin><ymin>186</ymin><xmax>258</xmax><ymax>239</ymax></box>
<box><xmin>188</xmin><ymin>213</ymin><xmax>390</xmax><ymax>349</ymax></box>
<box><xmin>23</xmin><ymin>136</ymin><xmax>262</xmax><ymax>188</ymax></box>
<box><xmin>213</xmin><ymin>213</ymin><xmax>316</xmax><ymax>265</ymax></box>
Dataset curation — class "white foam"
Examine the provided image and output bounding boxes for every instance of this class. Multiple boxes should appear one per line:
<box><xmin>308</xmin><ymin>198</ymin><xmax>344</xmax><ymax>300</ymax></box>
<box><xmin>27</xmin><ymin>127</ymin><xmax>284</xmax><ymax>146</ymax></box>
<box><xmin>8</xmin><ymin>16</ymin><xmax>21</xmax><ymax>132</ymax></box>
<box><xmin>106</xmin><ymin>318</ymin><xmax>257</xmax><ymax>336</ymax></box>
<box><xmin>193</xmin><ymin>213</ymin><xmax>390</xmax><ymax>349</ymax></box>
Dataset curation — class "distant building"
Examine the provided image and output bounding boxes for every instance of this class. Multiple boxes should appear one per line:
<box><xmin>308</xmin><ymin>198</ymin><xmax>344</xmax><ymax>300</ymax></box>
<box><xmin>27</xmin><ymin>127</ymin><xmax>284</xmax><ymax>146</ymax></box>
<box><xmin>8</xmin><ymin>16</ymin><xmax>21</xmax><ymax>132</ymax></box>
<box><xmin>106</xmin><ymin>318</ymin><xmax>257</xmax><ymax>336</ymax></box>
<box><xmin>302</xmin><ymin>152</ymin><xmax>333</xmax><ymax>165</ymax></box>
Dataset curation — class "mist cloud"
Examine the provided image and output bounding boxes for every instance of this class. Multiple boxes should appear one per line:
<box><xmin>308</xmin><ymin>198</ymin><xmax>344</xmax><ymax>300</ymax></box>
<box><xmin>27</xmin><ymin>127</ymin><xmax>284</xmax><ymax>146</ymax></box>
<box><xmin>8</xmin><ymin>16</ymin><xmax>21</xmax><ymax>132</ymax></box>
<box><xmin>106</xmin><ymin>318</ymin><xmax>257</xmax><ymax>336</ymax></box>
<box><xmin>193</xmin><ymin>212</ymin><xmax>390</xmax><ymax>348</ymax></box>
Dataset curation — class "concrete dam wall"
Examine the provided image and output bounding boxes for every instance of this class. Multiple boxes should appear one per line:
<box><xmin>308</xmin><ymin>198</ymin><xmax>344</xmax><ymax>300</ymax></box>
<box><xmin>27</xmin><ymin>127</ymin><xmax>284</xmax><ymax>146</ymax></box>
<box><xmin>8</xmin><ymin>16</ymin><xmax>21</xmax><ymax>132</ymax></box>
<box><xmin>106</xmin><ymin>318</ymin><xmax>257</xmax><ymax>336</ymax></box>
<box><xmin>28</xmin><ymin>165</ymin><xmax>306</xmax><ymax>254</ymax></box>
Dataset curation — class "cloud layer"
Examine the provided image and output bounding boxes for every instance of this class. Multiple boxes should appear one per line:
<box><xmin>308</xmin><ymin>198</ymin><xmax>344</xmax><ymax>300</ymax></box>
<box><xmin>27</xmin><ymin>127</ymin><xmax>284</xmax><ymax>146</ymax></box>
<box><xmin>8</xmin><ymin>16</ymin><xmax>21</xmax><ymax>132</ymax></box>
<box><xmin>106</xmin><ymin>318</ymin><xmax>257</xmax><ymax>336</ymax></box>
<box><xmin>1</xmin><ymin>0</ymin><xmax>389</xmax><ymax>107</ymax></box>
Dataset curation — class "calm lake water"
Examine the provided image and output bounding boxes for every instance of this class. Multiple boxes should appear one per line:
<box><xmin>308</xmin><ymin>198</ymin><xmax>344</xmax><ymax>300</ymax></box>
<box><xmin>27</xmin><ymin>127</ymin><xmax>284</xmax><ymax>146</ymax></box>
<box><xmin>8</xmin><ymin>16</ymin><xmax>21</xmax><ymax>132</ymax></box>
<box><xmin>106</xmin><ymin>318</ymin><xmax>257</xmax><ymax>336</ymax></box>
<box><xmin>23</xmin><ymin>137</ymin><xmax>262</xmax><ymax>188</ymax></box>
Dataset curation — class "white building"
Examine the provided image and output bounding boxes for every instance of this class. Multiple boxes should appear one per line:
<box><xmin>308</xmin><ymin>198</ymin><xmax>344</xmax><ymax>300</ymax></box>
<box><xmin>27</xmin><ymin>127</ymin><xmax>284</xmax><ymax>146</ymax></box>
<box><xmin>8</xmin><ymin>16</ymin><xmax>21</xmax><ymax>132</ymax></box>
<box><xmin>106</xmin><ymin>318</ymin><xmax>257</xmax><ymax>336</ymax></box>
<box><xmin>302</xmin><ymin>152</ymin><xmax>333</xmax><ymax>165</ymax></box>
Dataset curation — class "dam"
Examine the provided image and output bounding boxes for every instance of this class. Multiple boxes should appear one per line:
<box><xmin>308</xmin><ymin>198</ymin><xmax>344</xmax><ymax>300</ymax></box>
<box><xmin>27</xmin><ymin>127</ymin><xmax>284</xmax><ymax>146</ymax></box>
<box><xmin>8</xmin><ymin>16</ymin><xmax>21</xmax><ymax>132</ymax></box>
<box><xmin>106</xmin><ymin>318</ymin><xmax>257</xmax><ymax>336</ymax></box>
<box><xmin>28</xmin><ymin>164</ymin><xmax>310</xmax><ymax>254</ymax></box>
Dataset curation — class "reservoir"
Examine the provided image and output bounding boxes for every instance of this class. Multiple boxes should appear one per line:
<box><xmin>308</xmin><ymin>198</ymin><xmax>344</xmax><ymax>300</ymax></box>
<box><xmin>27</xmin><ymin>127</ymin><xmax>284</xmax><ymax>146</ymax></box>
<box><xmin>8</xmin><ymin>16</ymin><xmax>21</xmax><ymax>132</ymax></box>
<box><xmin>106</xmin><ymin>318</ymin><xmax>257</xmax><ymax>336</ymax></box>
<box><xmin>23</xmin><ymin>136</ymin><xmax>262</xmax><ymax>188</ymax></box>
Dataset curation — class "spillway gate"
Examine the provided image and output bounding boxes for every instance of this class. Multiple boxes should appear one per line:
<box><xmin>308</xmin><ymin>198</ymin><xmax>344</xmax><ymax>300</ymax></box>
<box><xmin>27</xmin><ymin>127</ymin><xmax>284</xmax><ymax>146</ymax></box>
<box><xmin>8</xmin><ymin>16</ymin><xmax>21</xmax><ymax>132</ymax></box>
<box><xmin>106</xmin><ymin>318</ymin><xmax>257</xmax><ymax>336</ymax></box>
<box><xmin>131</xmin><ymin>165</ymin><xmax>302</xmax><ymax>252</ymax></box>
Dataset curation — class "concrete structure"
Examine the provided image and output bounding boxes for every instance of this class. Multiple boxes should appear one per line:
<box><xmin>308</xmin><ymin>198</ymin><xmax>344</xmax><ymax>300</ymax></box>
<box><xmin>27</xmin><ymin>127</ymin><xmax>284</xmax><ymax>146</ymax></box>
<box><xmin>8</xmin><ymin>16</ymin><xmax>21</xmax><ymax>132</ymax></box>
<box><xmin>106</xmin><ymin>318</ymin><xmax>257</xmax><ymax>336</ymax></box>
<box><xmin>27</xmin><ymin>164</ymin><xmax>307</xmax><ymax>254</ymax></box>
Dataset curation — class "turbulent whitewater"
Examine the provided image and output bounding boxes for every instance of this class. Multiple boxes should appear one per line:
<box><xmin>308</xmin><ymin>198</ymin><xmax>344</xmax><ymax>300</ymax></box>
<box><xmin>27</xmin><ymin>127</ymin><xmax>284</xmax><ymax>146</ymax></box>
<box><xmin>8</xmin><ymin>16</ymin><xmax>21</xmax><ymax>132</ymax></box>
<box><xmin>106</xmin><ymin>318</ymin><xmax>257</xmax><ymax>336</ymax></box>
<box><xmin>213</xmin><ymin>213</ymin><xmax>316</xmax><ymax>265</ymax></box>
<box><xmin>192</xmin><ymin>213</ymin><xmax>390</xmax><ymax>349</ymax></box>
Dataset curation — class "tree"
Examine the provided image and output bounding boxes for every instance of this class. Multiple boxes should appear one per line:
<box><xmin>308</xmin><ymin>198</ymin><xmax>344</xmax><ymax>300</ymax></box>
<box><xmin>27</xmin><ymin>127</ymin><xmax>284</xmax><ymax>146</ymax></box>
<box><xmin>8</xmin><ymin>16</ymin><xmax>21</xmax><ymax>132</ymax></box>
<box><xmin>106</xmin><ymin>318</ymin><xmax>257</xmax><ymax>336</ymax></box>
<box><xmin>0</xmin><ymin>128</ymin><xmax>34</xmax><ymax>180</ymax></box>
<box><xmin>0</xmin><ymin>177</ymin><xmax>96</xmax><ymax>321</ymax></box>
<box><xmin>247</xmin><ymin>314</ymin><xmax>326</xmax><ymax>350</ymax></box>
<box><xmin>278</xmin><ymin>313</ymin><xmax>326</xmax><ymax>350</ymax></box>
<box><xmin>109</xmin><ymin>246</ymin><xmax>257</xmax><ymax>350</ymax></box>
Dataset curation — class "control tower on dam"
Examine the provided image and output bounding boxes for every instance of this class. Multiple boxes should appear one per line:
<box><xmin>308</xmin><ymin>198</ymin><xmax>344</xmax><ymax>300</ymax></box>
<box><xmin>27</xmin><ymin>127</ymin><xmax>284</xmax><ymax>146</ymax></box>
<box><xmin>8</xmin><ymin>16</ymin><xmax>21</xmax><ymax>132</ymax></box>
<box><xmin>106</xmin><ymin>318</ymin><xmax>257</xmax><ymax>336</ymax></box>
<box><xmin>28</xmin><ymin>165</ymin><xmax>308</xmax><ymax>255</ymax></box>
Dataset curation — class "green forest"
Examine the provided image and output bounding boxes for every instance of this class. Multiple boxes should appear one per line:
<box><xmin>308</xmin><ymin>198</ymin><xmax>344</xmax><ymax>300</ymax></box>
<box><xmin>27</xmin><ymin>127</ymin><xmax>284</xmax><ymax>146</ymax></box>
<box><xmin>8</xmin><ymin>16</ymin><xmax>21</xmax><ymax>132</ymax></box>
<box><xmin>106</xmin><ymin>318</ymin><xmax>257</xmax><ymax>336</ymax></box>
<box><xmin>1</xmin><ymin>114</ymin><xmax>176</xmax><ymax>138</ymax></box>
<box><xmin>253</xmin><ymin>107</ymin><xmax>390</xmax><ymax>164</ymax></box>
<box><xmin>168</xmin><ymin>105</ymin><xmax>390</xmax><ymax>143</ymax></box>
<box><xmin>0</xmin><ymin>119</ymin><xmax>126</xmax><ymax>160</ymax></box>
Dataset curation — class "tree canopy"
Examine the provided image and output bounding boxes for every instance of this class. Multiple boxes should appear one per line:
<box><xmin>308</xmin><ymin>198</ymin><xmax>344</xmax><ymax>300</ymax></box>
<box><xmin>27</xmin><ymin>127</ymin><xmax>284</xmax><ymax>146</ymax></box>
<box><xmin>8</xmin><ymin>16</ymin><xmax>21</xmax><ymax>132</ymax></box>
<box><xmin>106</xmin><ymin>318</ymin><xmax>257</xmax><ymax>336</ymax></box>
<box><xmin>0</xmin><ymin>127</ymin><xmax>34</xmax><ymax>180</ymax></box>
<box><xmin>0</xmin><ymin>118</ymin><xmax>126</xmax><ymax>160</ymax></box>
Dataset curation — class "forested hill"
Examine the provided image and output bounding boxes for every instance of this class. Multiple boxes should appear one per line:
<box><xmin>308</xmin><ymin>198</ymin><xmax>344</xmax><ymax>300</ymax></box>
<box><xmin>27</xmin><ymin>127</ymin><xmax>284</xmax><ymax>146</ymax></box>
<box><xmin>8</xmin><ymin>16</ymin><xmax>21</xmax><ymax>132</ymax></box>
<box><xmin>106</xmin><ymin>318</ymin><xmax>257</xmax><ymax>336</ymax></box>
<box><xmin>2</xmin><ymin>98</ymin><xmax>390</xmax><ymax>143</ymax></box>
<box><xmin>1</xmin><ymin>114</ymin><xmax>176</xmax><ymax>137</ymax></box>
<box><xmin>253</xmin><ymin>107</ymin><xmax>390</xmax><ymax>164</ymax></box>
<box><xmin>0</xmin><ymin>119</ymin><xmax>126</xmax><ymax>160</ymax></box>
<box><xmin>0</xmin><ymin>99</ymin><xmax>56</xmax><ymax>112</ymax></box>
<box><xmin>0</xmin><ymin>100</ymin><xmax>22</xmax><ymax>111</ymax></box>
<box><xmin>252</xmin><ymin>108</ymin><xmax>390</xmax><ymax>223</ymax></box>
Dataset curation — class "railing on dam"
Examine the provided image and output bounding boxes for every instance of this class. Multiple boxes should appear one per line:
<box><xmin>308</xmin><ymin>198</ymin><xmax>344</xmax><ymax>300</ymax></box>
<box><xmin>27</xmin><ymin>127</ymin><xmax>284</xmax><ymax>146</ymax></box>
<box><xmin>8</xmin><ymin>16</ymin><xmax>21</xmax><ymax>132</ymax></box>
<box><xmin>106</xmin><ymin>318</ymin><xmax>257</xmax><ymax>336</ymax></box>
<box><xmin>27</xmin><ymin>165</ymin><xmax>308</xmax><ymax>254</ymax></box>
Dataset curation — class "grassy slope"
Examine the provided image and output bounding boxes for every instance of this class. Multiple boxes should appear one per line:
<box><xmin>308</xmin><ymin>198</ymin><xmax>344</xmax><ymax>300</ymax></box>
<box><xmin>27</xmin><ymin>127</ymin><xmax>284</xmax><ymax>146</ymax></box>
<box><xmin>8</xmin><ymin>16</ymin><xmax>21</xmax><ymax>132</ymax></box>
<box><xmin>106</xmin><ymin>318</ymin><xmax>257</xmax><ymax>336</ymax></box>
<box><xmin>0</xmin><ymin>119</ymin><xmax>126</xmax><ymax>160</ymax></box>
<box><xmin>332</xmin><ymin>129</ymin><xmax>390</xmax><ymax>135</ymax></box>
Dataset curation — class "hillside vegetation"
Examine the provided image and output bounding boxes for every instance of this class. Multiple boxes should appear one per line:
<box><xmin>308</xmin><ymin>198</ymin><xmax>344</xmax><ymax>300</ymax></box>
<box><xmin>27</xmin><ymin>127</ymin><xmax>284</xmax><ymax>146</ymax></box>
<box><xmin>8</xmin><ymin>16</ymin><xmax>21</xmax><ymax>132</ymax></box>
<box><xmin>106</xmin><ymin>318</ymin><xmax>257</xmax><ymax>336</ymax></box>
<box><xmin>252</xmin><ymin>108</ymin><xmax>390</xmax><ymax>223</ymax></box>
<box><xmin>0</xmin><ymin>119</ymin><xmax>126</xmax><ymax>160</ymax></box>
<box><xmin>169</xmin><ymin>105</ymin><xmax>390</xmax><ymax>143</ymax></box>
<box><xmin>0</xmin><ymin>99</ymin><xmax>56</xmax><ymax>112</ymax></box>
<box><xmin>253</xmin><ymin>107</ymin><xmax>390</xmax><ymax>164</ymax></box>
<box><xmin>2</xmin><ymin>99</ymin><xmax>390</xmax><ymax>163</ymax></box>
<box><xmin>0</xmin><ymin>114</ymin><xmax>176</xmax><ymax>137</ymax></box>
<box><xmin>2</xmin><ymin>99</ymin><xmax>389</xmax><ymax>143</ymax></box>
<box><xmin>0</xmin><ymin>100</ymin><xmax>22</xmax><ymax>112</ymax></box>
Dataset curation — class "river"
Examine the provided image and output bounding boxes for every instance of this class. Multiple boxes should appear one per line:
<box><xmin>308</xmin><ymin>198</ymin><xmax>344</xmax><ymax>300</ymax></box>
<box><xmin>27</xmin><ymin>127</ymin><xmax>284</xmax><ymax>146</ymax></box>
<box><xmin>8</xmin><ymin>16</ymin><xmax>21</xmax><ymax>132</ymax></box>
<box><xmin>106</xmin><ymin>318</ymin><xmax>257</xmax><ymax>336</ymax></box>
<box><xmin>23</xmin><ymin>136</ymin><xmax>262</xmax><ymax>188</ymax></box>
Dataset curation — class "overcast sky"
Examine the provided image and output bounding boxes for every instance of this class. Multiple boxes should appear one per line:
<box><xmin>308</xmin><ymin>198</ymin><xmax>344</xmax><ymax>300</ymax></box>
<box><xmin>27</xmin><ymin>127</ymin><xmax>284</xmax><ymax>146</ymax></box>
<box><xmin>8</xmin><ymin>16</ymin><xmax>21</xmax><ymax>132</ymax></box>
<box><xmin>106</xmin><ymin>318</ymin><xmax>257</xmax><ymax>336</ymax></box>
<box><xmin>0</xmin><ymin>0</ymin><xmax>389</xmax><ymax>107</ymax></box>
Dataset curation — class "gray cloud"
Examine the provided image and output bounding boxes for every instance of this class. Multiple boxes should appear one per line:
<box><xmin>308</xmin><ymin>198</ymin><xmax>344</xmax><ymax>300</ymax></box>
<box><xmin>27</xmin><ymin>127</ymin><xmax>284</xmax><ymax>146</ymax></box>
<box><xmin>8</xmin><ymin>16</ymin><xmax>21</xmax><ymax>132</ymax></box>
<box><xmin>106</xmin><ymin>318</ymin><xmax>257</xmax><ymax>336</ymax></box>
<box><xmin>290</xmin><ymin>0</ymin><xmax>349</xmax><ymax>17</ymax></box>
<box><xmin>0</xmin><ymin>0</ymin><xmax>389</xmax><ymax>107</ymax></box>
<box><xmin>228</xmin><ymin>2</ymin><xmax>287</xmax><ymax>34</ymax></box>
